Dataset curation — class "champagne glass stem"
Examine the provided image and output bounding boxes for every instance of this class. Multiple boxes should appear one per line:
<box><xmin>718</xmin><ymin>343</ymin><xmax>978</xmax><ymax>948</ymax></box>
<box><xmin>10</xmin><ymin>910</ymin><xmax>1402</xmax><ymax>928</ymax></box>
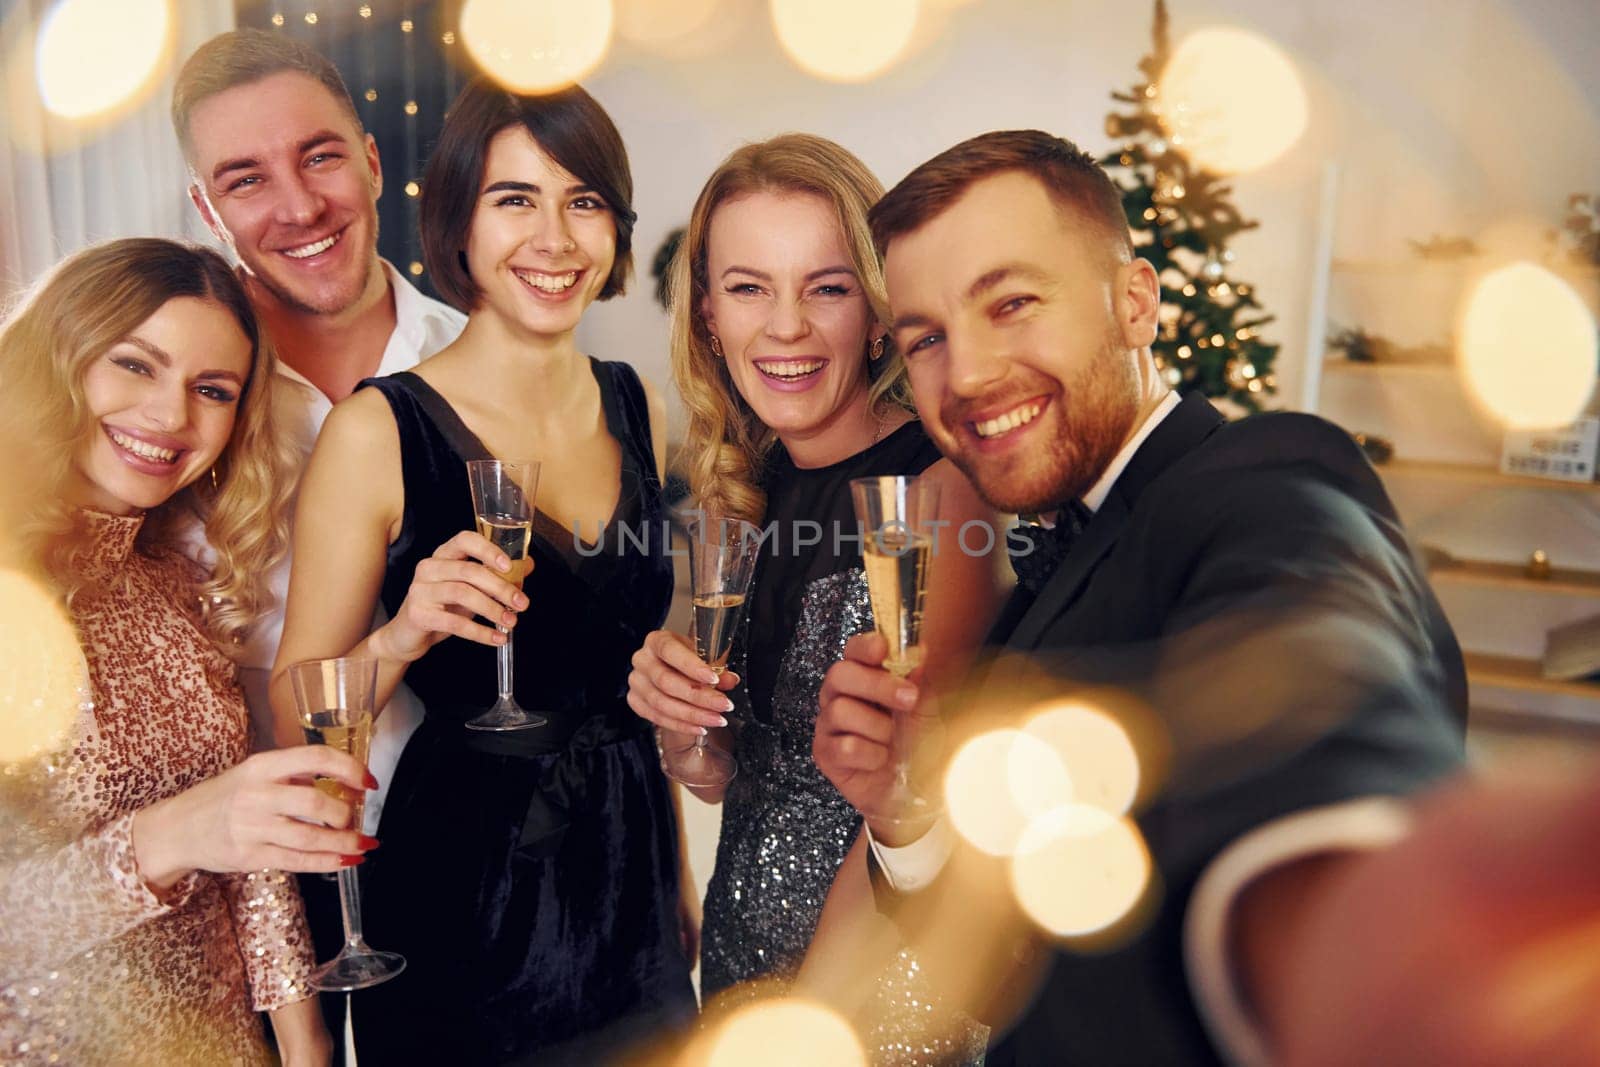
<box><xmin>496</xmin><ymin>626</ymin><xmax>514</xmax><ymax>706</ymax></box>
<box><xmin>694</xmin><ymin>670</ymin><xmax>719</xmax><ymax>753</ymax></box>
<box><xmin>888</xmin><ymin>660</ymin><xmax>915</xmax><ymax>798</ymax></box>
<box><xmin>337</xmin><ymin>865</ymin><xmax>367</xmax><ymax>951</ymax></box>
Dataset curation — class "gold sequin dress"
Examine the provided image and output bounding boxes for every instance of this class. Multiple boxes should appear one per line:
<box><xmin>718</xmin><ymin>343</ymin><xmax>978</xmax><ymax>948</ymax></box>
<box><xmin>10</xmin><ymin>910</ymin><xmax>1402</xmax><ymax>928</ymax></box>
<box><xmin>0</xmin><ymin>510</ymin><xmax>314</xmax><ymax>1065</ymax></box>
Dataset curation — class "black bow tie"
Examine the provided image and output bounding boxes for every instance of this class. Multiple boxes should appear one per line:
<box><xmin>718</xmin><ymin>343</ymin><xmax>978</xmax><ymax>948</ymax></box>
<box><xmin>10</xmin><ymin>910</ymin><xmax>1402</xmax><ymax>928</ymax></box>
<box><xmin>1009</xmin><ymin>500</ymin><xmax>1093</xmax><ymax>595</ymax></box>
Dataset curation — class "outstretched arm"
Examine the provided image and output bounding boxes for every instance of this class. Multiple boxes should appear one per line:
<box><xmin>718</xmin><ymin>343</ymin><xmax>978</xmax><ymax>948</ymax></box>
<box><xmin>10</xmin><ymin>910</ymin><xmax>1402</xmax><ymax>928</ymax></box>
<box><xmin>268</xmin><ymin>390</ymin><xmax>527</xmax><ymax>745</ymax></box>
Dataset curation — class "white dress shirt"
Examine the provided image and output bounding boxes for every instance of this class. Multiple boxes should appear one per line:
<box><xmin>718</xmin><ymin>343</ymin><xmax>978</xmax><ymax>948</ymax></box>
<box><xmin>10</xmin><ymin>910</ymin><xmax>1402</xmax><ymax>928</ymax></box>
<box><xmin>197</xmin><ymin>261</ymin><xmax>465</xmax><ymax>834</ymax></box>
<box><xmin>866</xmin><ymin>389</ymin><xmax>1407</xmax><ymax>1062</ymax></box>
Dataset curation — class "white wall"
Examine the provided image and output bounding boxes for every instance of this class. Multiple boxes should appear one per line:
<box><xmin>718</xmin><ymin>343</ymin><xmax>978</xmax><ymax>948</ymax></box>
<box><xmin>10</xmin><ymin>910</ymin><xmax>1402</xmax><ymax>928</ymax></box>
<box><xmin>571</xmin><ymin>0</ymin><xmax>1600</xmax><ymax>435</ymax></box>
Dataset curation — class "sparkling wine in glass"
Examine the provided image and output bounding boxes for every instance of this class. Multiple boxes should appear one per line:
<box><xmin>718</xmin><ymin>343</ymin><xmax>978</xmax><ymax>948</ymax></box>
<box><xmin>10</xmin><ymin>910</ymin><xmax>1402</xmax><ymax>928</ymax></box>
<box><xmin>851</xmin><ymin>475</ymin><xmax>943</xmax><ymax>827</ymax></box>
<box><xmin>289</xmin><ymin>657</ymin><xmax>406</xmax><ymax>992</ymax></box>
<box><xmin>660</xmin><ymin>515</ymin><xmax>760</xmax><ymax>788</ymax></box>
<box><xmin>465</xmin><ymin>459</ymin><xmax>545</xmax><ymax>732</ymax></box>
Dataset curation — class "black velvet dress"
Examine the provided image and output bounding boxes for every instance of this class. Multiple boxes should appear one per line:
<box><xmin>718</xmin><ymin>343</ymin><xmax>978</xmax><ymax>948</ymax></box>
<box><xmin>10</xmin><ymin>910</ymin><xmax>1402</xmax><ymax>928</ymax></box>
<box><xmin>350</xmin><ymin>361</ymin><xmax>695</xmax><ymax>1065</ymax></box>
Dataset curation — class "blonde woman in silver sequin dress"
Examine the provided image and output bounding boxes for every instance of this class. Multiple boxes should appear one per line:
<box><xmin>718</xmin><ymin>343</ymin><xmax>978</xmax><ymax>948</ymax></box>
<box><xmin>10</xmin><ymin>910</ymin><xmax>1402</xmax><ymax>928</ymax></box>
<box><xmin>626</xmin><ymin>137</ymin><xmax>1005</xmax><ymax>1065</ymax></box>
<box><xmin>0</xmin><ymin>239</ymin><xmax>378</xmax><ymax>1066</ymax></box>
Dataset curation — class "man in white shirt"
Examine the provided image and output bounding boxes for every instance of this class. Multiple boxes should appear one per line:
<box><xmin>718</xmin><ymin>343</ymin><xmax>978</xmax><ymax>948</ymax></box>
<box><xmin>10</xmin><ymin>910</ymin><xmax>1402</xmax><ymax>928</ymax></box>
<box><xmin>810</xmin><ymin>130</ymin><xmax>1563</xmax><ymax>1064</ymax></box>
<box><xmin>172</xmin><ymin>28</ymin><xmax>463</xmax><ymax>827</ymax></box>
<box><xmin>171</xmin><ymin>28</ymin><xmax>464</xmax><ymax>1060</ymax></box>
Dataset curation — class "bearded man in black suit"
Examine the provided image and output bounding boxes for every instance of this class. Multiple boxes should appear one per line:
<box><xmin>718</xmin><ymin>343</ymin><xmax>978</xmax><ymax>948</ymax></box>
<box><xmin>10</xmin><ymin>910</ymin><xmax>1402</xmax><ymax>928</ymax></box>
<box><xmin>810</xmin><ymin>130</ymin><xmax>1588</xmax><ymax>1065</ymax></box>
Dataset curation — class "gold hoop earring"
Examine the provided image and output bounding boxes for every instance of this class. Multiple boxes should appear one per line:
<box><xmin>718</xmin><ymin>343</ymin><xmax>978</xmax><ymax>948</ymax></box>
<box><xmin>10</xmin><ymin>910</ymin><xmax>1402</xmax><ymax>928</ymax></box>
<box><xmin>209</xmin><ymin>467</ymin><xmax>220</xmax><ymax>493</ymax></box>
<box><xmin>709</xmin><ymin>335</ymin><xmax>724</xmax><ymax>358</ymax></box>
<box><xmin>869</xmin><ymin>336</ymin><xmax>886</xmax><ymax>361</ymax></box>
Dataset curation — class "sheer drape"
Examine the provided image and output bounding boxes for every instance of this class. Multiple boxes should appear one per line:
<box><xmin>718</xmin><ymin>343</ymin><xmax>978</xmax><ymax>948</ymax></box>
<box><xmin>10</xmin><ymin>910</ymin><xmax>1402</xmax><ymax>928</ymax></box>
<box><xmin>0</xmin><ymin>0</ymin><xmax>233</xmax><ymax>295</ymax></box>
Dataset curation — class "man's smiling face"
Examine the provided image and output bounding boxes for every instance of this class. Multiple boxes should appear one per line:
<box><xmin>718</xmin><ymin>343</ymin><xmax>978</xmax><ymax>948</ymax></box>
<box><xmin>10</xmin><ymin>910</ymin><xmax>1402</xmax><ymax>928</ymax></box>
<box><xmin>885</xmin><ymin>170</ymin><xmax>1144</xmax><ymax>514</ymax></box>
<box><xmin>186</xmin><ymin>71</ymin><xmax>382</xmax><ymax>317</ymax></box>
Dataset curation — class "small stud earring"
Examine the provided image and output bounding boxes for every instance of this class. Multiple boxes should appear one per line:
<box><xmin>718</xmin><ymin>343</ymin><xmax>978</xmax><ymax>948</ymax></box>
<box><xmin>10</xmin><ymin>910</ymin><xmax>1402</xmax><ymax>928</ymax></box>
<box><xmin>709</xmin><ymin>335</ymin><xmax>724</xmax><ymax>358</ymax></box>
<box><xmin>869</xmin><ymin>336</ymin><xmax>887</xmax><ymax>361</ymax></box>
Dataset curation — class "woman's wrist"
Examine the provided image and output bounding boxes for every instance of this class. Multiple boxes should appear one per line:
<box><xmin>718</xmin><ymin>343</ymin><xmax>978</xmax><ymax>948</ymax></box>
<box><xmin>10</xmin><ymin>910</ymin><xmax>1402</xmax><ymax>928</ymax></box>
<box><xmin>131</xmin><ymin>796</ymin><xmax>190</xmax><ymax>892</ymax></box>
<box><xmin>366</xmin><ymin>618</ymin><xmax>422</xmax><ymax>666</ymax></box>
<box><xmin>269</xmin><ymin>996</ymin><xmax>333</xmax><ymax>1066</ymax></box>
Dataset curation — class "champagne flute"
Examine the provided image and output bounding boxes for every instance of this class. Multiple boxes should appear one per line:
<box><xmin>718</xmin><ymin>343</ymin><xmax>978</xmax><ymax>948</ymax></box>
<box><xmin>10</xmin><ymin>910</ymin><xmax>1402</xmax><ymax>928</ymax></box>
<box><xmin>289</xmin><ymin>657</ymin><xmax>406</xmax><ymax>991</ymax></box>
<box><xmin>464</xmin><ymin>459</ymin><xmax>545</xmax><ymax>732</ymax></box>
<box><xmin>850</xmin><ymin>475</ymin><xmax>942</xmax><ymax>826</ymax></box>
<box><xmin>660</xmin><ymin>515</ymin><xmax>761</xmax><ymax>788</ymax></box>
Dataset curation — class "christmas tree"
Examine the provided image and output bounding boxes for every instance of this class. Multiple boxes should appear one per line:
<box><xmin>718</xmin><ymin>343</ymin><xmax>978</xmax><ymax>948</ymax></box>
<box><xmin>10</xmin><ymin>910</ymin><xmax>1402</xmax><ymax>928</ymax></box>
<box><xmin>1100</xmin><ymin>0</ymin><xmax>1279</xmax><ymax>412</ymax></box>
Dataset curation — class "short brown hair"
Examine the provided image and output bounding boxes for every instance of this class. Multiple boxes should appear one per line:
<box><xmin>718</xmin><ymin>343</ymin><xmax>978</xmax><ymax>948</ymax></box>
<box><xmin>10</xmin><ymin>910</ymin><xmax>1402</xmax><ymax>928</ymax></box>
<box><xmin>869</xmin><ymin>130</ymin><xmax>1133</xmax><ymax>266</ymax></box>
<box><xmin>171</xmin><ymin>29</ymin><xmax>362</xmax><ymax>161</ymax></box>
<box><xmin>421</xmin><ymin>78</ymin><xmax>635</xmax><ymax>311</ymax></box>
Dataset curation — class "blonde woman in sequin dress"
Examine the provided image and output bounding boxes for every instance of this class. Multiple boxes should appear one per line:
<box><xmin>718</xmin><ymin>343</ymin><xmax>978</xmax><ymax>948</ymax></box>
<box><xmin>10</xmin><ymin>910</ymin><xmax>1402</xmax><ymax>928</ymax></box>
<box><xmin>625</xmin><ymin>136</ymin><xmax>1005</xmax><ymax>1064</ymax></box>
<box><xmin>0</xmin><ymin>239</ymin><xmax>378</xmax><ymax>1066</ymax></box>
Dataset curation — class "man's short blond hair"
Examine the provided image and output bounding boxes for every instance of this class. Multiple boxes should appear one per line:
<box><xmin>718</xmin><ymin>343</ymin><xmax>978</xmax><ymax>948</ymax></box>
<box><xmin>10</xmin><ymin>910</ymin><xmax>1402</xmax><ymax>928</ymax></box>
<box><xmin>171</xmin><ymin>28</ymin><xmax>362</xmax><ymax>161</ymax></box>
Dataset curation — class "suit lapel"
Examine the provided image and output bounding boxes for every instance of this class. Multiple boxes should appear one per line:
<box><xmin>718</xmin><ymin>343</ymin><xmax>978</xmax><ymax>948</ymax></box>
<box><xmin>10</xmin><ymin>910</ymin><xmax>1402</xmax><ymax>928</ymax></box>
<box><xmin>1003</xmin><ymin>393</ymin><xmax>1226</xmax><ymax>651</ymax></box>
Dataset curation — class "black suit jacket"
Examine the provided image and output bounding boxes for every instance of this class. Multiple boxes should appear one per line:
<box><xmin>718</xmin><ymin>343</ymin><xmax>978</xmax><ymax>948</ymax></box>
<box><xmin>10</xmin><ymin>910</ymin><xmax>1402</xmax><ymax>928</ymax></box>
<box><xmin>883</xmin><ymin>394</ymin><xmax>1467</xmax><ymax>1065</ymax></box>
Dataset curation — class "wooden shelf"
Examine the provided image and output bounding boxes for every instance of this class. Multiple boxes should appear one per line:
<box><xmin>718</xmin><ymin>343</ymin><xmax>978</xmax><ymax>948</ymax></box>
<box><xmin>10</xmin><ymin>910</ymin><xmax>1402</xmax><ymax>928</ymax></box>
<box><xmin>1321</xmin><ymin>358</ymin><xmax>1452</xmax><ymax>373</ymax></box>
<box><xmin>1470</xmin><ymin>704</ymin><xmax>1600</xmax><ymax>736</ymax></box>
<box><xmin>1331</xmin><ymin>257</ymin><xmax>1600</xmax><ymax>279</ymax></box>
<box><xmin>1376</xmin><ymin>458</ymin><xmax>1600</xmax><ymax>493</ymax></box>
<box><xmin>1331</xmin><ymin>257</ymin><xmax>1482</xmax><ymax>276</ymax></box>
<box><xmin>1429</xmin><ymin>557</ymin><xmax>1600</xmax><ymax>598</ymax></box>
<box><xmin>1464</xmin><ymin>652</ymin><xmax>1600</xmax><ymax>700</ymax></box>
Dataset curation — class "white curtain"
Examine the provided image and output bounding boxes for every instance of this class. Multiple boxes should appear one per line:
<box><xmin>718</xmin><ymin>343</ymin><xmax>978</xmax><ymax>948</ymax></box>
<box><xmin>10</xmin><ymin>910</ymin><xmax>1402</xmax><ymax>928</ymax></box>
<box><xmin>0</xmin><ymin>0</ymin><xmax>234</xmax><ymax>298</ymax></box>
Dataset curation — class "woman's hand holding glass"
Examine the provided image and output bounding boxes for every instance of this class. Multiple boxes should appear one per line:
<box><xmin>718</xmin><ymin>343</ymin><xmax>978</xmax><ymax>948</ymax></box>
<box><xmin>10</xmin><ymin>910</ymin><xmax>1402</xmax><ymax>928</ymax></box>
<box><xmin>369</xmin><ymin>529</ymin><xmax>531</xmax><ymax>665</ymax></box>
<box><xmin>131</xmin><ymin>746</ymin><xmax>379</xmax><ymax>889</ymax></box>
<box><xmin>626</xmin><ymin>629</ymin><xmax>742</xmax><ymax>738</ymax></box>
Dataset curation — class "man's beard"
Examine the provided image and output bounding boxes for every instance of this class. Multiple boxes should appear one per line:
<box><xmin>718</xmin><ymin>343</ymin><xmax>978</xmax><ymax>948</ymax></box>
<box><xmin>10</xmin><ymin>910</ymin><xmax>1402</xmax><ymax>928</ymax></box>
<box><xmin>944</xmin><ymin>332</ymin><xmax>1140</xmax><ymax>515</ymax></box>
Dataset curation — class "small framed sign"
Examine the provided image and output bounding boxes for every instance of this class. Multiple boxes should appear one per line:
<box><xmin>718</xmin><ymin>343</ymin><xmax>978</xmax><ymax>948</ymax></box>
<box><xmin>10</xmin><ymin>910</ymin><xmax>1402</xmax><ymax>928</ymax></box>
<box><xmin>1501</xmin><ymin>417</ymin><xmax>1599</xmax><ymax>484</ymax></box>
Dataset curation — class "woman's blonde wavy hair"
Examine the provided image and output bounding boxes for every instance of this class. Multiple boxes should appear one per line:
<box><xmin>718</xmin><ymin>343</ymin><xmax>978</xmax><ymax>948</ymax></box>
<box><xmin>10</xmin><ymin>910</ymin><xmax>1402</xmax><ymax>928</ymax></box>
<box><xmin>669</xmin><ymin>134</ymin><xmax>913</xmax><ymax>524</ymax></box>
<box><xmin>0</xmin><ymin>238</ymin><xmax>297</xmax><ymax>654</ymax></box>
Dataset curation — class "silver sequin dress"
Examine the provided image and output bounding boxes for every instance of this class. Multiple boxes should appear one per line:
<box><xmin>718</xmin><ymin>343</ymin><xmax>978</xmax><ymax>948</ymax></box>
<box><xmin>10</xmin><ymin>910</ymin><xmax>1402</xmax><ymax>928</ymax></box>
<box><xmin>699</xmin><ymin>424</ymin><xmax>986</xmax><ymax>1066</ymax></box>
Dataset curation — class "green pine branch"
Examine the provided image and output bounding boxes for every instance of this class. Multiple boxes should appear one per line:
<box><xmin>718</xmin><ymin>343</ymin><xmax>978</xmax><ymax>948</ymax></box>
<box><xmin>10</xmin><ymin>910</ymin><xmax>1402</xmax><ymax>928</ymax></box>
<box><xmin>1097</xmin><ymin>0</ymin><xmax>1281</xmax><ymax>412</ymax></box>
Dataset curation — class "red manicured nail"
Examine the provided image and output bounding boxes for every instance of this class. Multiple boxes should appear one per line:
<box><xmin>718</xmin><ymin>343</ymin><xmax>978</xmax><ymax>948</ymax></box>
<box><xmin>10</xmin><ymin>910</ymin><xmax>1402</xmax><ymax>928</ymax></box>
<box><xmin>340</xmin><ymin>855</ymin><xmax>366</xmax><ymax>867</ymax></box>
<box><xmin>358</xmin><ymin>835</ymin><xmax>380</xmax><ymax>850</ymax></box>
<box><xmin>364</xmin><ymin>772</ymin><xmax>379</xmax><ymax>790</ymax></box>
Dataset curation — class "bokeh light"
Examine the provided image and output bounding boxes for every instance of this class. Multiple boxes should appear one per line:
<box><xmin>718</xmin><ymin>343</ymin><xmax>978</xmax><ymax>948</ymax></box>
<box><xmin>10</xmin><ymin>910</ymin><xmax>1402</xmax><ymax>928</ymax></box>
<box><xmin>0</xmin><ymin>569</ymin><xmax>84</xmax><ymax>763</ymax></box>
<box><xmin>945</xmin><ymin>728</ymin><xmax>1073</xmax><ymax>856</ymax></box>
<box><xmin>1457</xmin><ymin>262</ymin><xmax>1598</xmax><ymax>430</ymax></box>
<box><xmin>1156</xmin><ymin>27</ymin><xmax>1308</xmax><ymax>174</ymax></box>
<box><xmin>1010</xmin><ymin>805</ymin><xmax>1152</xmax><ymax>938</ymax></box>
<box><xmin>699</xmin><ymin>997</ymin><xmax>867</xmax><ymax>1067</ymax></box>
<box><xmin>34</xmin><ymin>0</ymin><xmax>173</xmax><ymax>121</ymax></box>
<box><xmin>460</xmin><ymin>0</ymin><xmax>615</xmax><ymax>94</ymax></box>
<box><xmin>616</xmin><ymin>0</ymin><xmax>721</xmax><ymax>49</ymax></box>
<box><xmin>1022</xmin><ymin>700</ymin><xmax>1140</xmax><ymax>816</ymax></box>
<box><xmin>770</xmin><ymin>0</ymin><xmax>920</xmax><ymax>83</ymax></box>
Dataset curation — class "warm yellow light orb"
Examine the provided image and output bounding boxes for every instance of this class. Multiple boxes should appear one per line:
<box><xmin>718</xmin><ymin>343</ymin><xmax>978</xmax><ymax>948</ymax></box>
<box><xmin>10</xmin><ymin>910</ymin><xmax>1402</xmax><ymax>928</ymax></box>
<box><xmin>1157</xmin><ymin>28</ymin><xmax>1308</xmax><ymax>174</ymax></box>
<box><xmin>616</xmin><ymin>0</ymin><xmax>721</xmax><ymax>47</ymax></box>
<box><xmin>770</xmin><ymin>0</ymin><xmax>919</xmax><ymax>83</ymax></box>
<box><xmin>1458</xmin><ymin>262</ymin><xmax>1598</xmax><ymax>430</ymax></box>
<box><xmin>945</xmin><ymin>728</ymin><xmax>1073</xmax><ymax>856</ymax></box>
<box><xmin>1022</xmin><ymin>701</ymin><xmax>1140</xmax><ymax>816</ymax></box>
<box><xmin>703</xmin><ymin>998</ymin><xmax>866</xmax><ymax>1067</ymax></box>
<box><xmin>35</xmin><ymin>0</ymin><xmax>173</xmax><ymax>121</ymax></box>
<box><xmin>1010</xmin><ymin>806</ymin><xmax>1151</xmax><ymax>937</ymax></box>
<box><xmin>0</xmin><ymin>570</ymin><xmax>85</xmax><ymax>763</ymax></box>
<box><xmin>460</xmin><ymin>0</ymin><xmax>615</xmax><ymax>94</ymax></box>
